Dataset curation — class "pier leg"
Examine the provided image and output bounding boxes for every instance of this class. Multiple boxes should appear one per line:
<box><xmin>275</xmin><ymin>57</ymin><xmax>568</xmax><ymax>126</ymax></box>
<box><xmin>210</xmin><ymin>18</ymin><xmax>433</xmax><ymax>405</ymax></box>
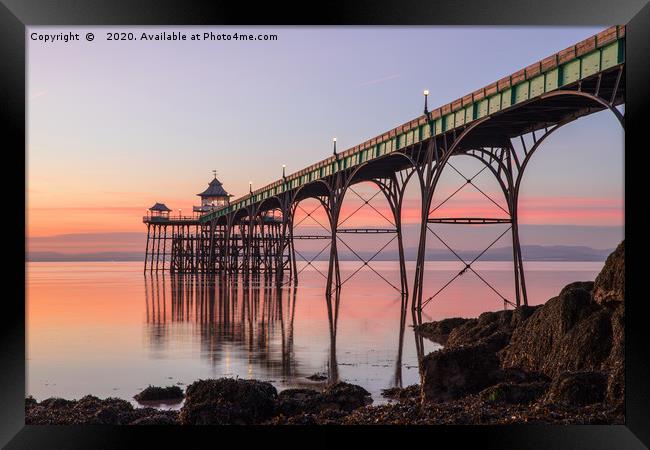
<box><xmin>396</xmin><ymin>221</ymin><xmax>408</xmax><ymax>297</ymax></box>
<box><xmin>275</xmin><ymin>212</ymin><xmax>287</xmax><ymax>287</ymax></box>
<box><xmin>144</xmin><ymin>223</ymin><xmax>151</xmax><ymax>273</ymax></box>
<box><xmin>156</xmin><ymin>225</ymin><xmax>163</xmax><ymax>272</ymax></box>
<box><xmin>150</xmin><ymin>225</ymin><xmax>157</xmax><ymax>272</ymax></box>
<box><xmin>412</xmin><ymin>199</ymin><xmax>430</xmax><ymax>311</ymax></box>
<box><xmin>374</xmin><ymin>172</ymin><xmax>415</xmax><ymax>298</ymax></box>
<box><xmin>393</xmin><ymin>292</ymin><xmax>409</xmax><ymax>388</ymax></box>
<box><xmin>502</xmin><ymin>145</ymin><xmax>523</xmax><ymax>308</ymax></box>
<box><xmin>511</xmin><ymin>208</ymin><xmax>528</xmax><ymax>307</ymax></box>
<box><xmin>288</xmin><ymin>218</ymin><xmax>298</xmax><ymax>284</ymax></box>
<box><xmin>162</xmin><ymin>225</ymin><xmax>167</xmax><ymax>272</ymax></box>
<box><xmin>243</xmin><ymin>218</ymin><xmax>251</xmax><ymax>275</ymax></box>
<box><xmin>326</xmin><ymin>214</ymin><xmax>340</xmax><ymax>298</ymax></box>
<box><xmin>224</xmin><ymin>221</ymin><xmax>232</xmax><ymax>274</ymax></box>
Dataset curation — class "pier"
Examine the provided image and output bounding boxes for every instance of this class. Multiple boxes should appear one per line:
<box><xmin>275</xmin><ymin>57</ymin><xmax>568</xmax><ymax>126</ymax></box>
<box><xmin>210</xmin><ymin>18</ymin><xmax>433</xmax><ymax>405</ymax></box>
<box><xmin>144</xmin><ymin>26</ymin><xmax>625</xmax><ymax>312</ymax></box>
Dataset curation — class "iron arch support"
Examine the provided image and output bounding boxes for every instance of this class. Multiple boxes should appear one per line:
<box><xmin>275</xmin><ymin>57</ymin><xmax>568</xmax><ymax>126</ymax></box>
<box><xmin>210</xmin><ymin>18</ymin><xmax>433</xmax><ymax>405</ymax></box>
<box><xmin>412</xmin><ymin>117</ymin><xmax>492</xmax><ymax>311</ymax></box>
<box><xmin>289</xmin><ymin>186</ymin><xmax>334</xmax><ymax>289</ymax></box>
<box><xmin>510</xmin><ymin>103</ymin><xmax>621</xmax><ymax>203</ymax></box>
<box><xmin>292</xmin><ymin>179</ymin><xmax>334</xmax><ymax>205</ymax></box>
<box><xmin>540</xmin><ymin>89</ymin><xmax>624</xmax><ymax>130</ymax></box>
<box><xmin>506</xmin><ymin>99</ymin><xmax>622</xmax><ymax>306</ymax></box>
<box><xmin>330</xmin><ymin>159</ymin><xmax>419</xmax><ymax>297</ymax></box>
<box><xmin>340</xmin><ymin>151</ymin><xmax>420</xmax><ymax>194</ymax></box>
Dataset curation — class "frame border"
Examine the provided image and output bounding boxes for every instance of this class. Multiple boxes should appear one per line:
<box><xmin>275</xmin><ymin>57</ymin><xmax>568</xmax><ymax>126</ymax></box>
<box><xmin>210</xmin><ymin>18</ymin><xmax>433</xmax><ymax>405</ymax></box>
<box><xmin>3</xmin><ymin>0</ymin><xmax>649</xmax><ymax>447</ymax></box>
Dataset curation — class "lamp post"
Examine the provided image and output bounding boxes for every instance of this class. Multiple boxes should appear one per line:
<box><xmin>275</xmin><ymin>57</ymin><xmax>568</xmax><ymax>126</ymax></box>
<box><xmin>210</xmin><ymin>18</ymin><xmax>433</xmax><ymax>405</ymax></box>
<box><xmin>282</xmin><ymin>164</ymin><xmax>286</xmax><ymax>180</ymax></box>
<box><xmin>423</xmin><ymin>89</ymin><xmax>429</xmax><ymax>115</ymax></box>
<box><xmin>178</xmin><ymin>209</ymin><xmax>182</xmax><ymax>219</ymax></box>
<box><xmin>333</xmin><ymin>137</ymin><xmax>337</xmax><ymax>158</ymax></box>
<box><xmin>249</xmin><ymin>181</ymin><xmax>253</xmax><ymax>195</ymax></box>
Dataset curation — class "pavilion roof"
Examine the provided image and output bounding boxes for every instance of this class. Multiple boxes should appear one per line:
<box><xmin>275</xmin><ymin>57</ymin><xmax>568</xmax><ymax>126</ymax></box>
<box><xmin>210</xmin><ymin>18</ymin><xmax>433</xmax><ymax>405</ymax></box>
<box><xmin>197</xmin><ymin>177</ymin><xmax>230</xmax><ymax>198</ymax></box>
<box><xmin>149</xmin><ymin>202</ymin><xmax>171</xmax><ymax>212</ymax></box>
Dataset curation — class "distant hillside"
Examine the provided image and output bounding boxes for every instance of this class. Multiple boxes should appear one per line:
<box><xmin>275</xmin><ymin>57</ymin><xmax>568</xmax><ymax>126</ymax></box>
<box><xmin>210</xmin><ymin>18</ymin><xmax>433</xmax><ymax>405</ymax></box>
<box><xmin>26</xmin><ymin>245</ymin><xmax>613</xmax><ymax>262</ymax></box>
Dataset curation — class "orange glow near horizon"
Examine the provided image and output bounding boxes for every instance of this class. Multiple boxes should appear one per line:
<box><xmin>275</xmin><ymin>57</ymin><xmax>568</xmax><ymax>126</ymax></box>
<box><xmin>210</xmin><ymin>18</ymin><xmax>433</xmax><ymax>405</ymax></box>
<box><xmin>27</xmin><ymin>201</ymin><xmax>198</xmax><ymax>237</ymax></box>
<box><xmin>292</xmin><ymin>194</ymin><xmax>623</xmax><ymax>228</ymax></box>
<box><xmin>27</xmin><ymin>193</ymin><xmax>623</xmax><ymax>242</ymax></box>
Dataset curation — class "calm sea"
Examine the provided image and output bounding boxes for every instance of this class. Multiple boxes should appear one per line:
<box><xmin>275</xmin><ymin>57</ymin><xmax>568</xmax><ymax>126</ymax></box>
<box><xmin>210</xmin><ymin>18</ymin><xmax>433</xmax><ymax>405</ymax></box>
<box><xmin>26</xmin><ymin>260</ymin><xmax>604</xmax><ymax>406</ymax></box>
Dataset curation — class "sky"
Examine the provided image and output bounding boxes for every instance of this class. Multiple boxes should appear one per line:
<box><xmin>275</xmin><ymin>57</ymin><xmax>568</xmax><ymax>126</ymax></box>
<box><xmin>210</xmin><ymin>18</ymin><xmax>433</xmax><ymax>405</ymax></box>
<box><xmin>26</xmin><ymin>26</ymin><xmax>624</xmax><ymax>254</ymax></box>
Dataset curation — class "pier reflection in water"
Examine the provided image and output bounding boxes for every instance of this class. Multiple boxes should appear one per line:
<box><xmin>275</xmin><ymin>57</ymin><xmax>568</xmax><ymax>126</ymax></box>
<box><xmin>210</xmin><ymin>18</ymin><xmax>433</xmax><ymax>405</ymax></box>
<box><xmin>27</xmin><ymin>261</ymin><xmax>605</xmax><ymax>404</ymax></box>
<box><xmin>143</xmin><ymin>272</ymin><xmax>416</xmax><ymax>395</ymax></box>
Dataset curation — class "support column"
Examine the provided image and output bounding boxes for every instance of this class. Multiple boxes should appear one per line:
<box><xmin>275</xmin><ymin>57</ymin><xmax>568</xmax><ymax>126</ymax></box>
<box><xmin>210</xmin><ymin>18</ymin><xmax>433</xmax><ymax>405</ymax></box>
<box><xmin>412</xmin><ymin>146</ymin><xmax>436</xmax><ymax>312</ymax></box>
<box><xmin>207</xmin><ymin>221</ymin><xmax>215</xmax><ymax>273</ymax></box>
<box><xmin>274</xmin><ymin>194</ymin><xmax>295</xmax><ymax>287</ymax></box>
<box><xmin>412</xmin><ymin>191</ymin><xmax>431</xmax><ymax>311</ymax></box>
<box><xmin>326</xmin><ymin>172</ymin><xmax>344</xmax><ymax>297</ymax></box>
<box><xmin>223</xmin><ymin>220</ymin><xmax>232</xmax><ymax>274</ymax></box>
<box><xmin>374</xmin><ymin>171</ymin><xmax>415</xmax><ymax>298</ymax></box>
<box><xmin>144</xmin><ymin>223</ymin><xmax>151</xmax><ymax>273</ymax></box>
<box><xmin>288</xmin><ymin>216</ymin><xmax>298</xmax><ymax>284</ymax></box>
<box><xmin>326</xmin><ymin>205</ymin><xmax>341</xmax><ymax>298</ymax></box>
<box><xmin>156</xmin><ymin>225</ymin><xmax>163</xmax><ymax>272</ymax></box>
<box><xmin>162</xmin><ymin>225</ymin><xmax>167</xmax><ymax>272</ymax></box>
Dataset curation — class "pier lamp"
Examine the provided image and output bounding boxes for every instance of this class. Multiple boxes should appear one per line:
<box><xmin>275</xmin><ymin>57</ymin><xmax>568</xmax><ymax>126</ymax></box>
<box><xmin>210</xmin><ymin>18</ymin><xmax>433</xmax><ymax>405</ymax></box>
<box><xmin>423</xmin><ymin>89</ymin><xmax>429</xmax><ymax>115</ymax></box>
<box><xmin>178</xmin><ymin>209</ymin><xmax>182</xmax><ymax>218</ymax></box>
<box><xmin>282</xmin><ymin>164</ymin><xmax>286</xmax><ymax>179</ymax></box>
<box><xmin>333</xmin><ymin>137</ymin><xmax>337</xmax><ymax>157</ymax></box>
<box><xmin>249</xmin><ymin>181</ymin><xmax>253</xmax><ymax>194</ymax></box>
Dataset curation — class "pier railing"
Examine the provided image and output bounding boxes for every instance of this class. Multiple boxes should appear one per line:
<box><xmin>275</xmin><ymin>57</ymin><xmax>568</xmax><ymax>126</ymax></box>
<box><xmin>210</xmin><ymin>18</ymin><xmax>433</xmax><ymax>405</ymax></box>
<box><xmin>143</xmin><ymin>215</ymin><xmax>199</xmax><ymax>223</ymax></box>
<box><xmin>200</xmin><ymin>25</ymin><xmax>625</xmax><ymax>224</ymax></box>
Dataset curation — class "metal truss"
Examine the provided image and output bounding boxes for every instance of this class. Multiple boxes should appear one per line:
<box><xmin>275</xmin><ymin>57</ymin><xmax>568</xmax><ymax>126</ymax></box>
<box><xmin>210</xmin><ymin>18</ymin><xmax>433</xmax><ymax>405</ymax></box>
<box><xmin>416</xmin><ymin>157</ymin><xmax>516</xmax><ymax>311</ymax></box>
<box><xmin>410</xmin><ymin>70</ymin><xmax>625</xmax><ymax>312</ymax></box>
<box><xmin>328</xmin><ymin>171</ymin><xmax>413</xmax><ymax>297</ymax></box>
<box><xmin>144</xmin><ymin>64</ymin><xmax>625</xmax><ymax>323</ymax></box>
<box><xmin>289</xmin><ymin>201</ymin><xmax>332</xmax><ymax>285</ymax></box>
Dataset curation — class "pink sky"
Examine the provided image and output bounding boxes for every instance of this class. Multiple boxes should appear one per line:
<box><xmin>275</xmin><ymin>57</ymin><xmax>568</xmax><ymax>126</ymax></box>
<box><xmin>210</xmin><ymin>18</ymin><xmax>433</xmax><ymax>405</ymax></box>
<box><xmin>26</xmin><ymin>192</ymin><xmax>623</xmax><ymax>238</ymax></box>
<box><xmin>26</xmin><ymin>26</ymin><xmax>624</xmax><ymax>252</ymax></box>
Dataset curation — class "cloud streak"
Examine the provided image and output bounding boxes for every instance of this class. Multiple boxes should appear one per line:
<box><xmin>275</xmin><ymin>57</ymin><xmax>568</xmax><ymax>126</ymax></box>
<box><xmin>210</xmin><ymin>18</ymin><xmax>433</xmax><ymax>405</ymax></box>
<box><xmin>358</xmin><ymin>73</ymin><xmax>401</xmax><ymax>87</ymax></box>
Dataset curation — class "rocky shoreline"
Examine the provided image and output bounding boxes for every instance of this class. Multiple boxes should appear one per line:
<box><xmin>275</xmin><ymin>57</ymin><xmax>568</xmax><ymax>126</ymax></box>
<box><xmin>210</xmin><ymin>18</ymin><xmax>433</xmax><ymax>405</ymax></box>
<box><xmin>26</xmin><ymin>241</ymin><xmax>624</xmax><ymax>426</ymax></box>
<box><xmin>414</xmin><ymin>240</ymin><xmax>624</xmax><ymax>423</ymax></box>
<box><xmin>24</xmin><ymin>378</ymin><xmax>623</xmax><ymax>425</ymax></box>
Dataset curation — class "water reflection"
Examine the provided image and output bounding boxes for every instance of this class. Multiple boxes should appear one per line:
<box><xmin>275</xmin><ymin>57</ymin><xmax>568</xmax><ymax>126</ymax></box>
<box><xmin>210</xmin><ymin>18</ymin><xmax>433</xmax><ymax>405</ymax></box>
<box><xmin>393</xmin><ymin>292</ymin><xmax>410</xmax><ymax>387</ymax></box>
<box><xmin>27</xmin><ymin>261</ymin><xmax>605</xmax><ymax>402</ymax></box>
<box><xmin>411</xmin><ymin>307</ymin><xmax>427</xmax><ymax>384</ymax></box>
<box><xmin>145</xmin><ymin>273</ymin><xmax>303</xmax><ymax>379</ymax></box>
<box><xmin>144</xmin><ymin>273</ymin><xmax>411</xmax><ymax>390</ymax></box>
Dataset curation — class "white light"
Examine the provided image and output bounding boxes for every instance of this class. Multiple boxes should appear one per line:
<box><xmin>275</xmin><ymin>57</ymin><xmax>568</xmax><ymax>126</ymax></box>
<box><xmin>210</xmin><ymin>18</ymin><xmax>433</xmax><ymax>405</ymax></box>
<box><xmin>424</xmin><ymin>89</ymin><xmax>429</xmax><ymax>96</ymax></box>
<box><xmin>333</xmin><ymin>137</ymin><xmax>337</xmax><ymax>142</ymax></box>
<box><xmin>282</xmin><ymin>164</ymin><xmax>286</xmax><ymax>168</ymax></box>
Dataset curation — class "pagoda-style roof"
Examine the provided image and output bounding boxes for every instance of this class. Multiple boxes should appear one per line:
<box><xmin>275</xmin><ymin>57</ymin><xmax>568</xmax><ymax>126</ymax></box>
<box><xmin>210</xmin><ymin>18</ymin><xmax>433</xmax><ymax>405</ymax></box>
<box><xmin>197</xmin><ymin>177</ymin><xmax>230</xmax><ymax>198</ymax></box>
<box><xmin>149</xmin><ymin>202</ymin><xmax>171</xmax><ymax>212</ymax></box>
